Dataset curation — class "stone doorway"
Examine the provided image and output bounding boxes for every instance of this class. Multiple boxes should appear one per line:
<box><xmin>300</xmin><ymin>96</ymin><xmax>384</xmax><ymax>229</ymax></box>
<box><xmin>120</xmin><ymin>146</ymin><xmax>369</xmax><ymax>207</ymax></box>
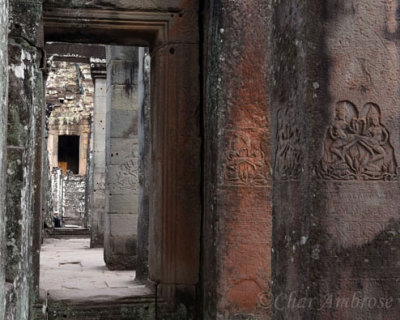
<box><xmin>57</xmin><ymin>135</ymin><xmax>80</xmax><ymax>175</ymax></box>
<box><xmin>40</xmin><ymin>42</ymin><xmax>151</xmax><ymax>318</ymax></box>
<box><xmin>37</xmin><ymin>5</ymin><xmax>201</xmax><ymax>317</ymax></box>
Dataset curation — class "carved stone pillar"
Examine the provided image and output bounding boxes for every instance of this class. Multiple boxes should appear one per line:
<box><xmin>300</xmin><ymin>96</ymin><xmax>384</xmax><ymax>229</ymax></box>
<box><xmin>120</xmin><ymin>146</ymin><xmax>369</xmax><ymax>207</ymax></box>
<box><xmin>135</xmin><ymin>47</ymin><xmax>150</xmax><ymax>282</ymax></box>
<box><xmin>0</xmin><ymin>0</ymin><xmax>8</xmax><ymax>317</ymax></box>
<box><xmin>104</xmin><ymin>46</ymin><xmax>139</xmax><ymax>270</ymax></box>
<box><xmin>271</xmin><ymin>1</ymin><xmax>400</xmax><ymax>318</ymax></box>
<box><xmin>202</xmin><ymin>0</ymin><xmax>271</xmax><ymax>318</ymax></box>
<box><xmin>89</xmin><ymin>61</ymin><xmax>107</xmax><ymax>248</ymax></box>
<box><xmin>6</xmin><ymin>0</ymin><xmax>44</xmax><ymax>318</ymax></box>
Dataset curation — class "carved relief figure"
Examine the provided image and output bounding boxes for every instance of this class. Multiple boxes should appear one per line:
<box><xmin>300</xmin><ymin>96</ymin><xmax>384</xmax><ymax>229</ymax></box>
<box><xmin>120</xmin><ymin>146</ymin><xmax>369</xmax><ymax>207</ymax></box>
<box><xmin>116</xmin><ymin>159</ymin><xmax>139</xmax><ymax>190</ymax></box>
<box><xmin>275</xmin><ymin>107</ymin><xmax>303</xmax><ymax>180</ymax></box>
<box><xmin>224</xmin><ymin>132</ymin><xmax>269</xmax><ymax>186</ymax></box>
<box><xmin>319</xmin><ymin>101</ymin><xmax>397</xmax><ymax>180</ymax></box>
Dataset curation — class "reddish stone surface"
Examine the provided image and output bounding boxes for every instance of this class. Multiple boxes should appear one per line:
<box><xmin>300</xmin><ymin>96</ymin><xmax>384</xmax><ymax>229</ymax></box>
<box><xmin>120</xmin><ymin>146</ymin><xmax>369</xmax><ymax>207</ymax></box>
<box><xmin>271</xmin><ymin>1</ymin><xmax>400</xmax><ymax>319</ymax></box>
<box><xmin>203</xmin><ymin>0</ymin><xmax>271</xmax><ymax>318</ymax></box>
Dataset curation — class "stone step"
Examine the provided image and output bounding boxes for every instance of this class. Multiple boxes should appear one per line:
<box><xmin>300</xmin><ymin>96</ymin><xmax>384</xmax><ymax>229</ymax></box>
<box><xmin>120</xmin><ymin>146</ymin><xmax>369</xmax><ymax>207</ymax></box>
<box><xmin>45</xmin><ymin>227</ymin><xmax>90</xmax><ymax>239</ymax></box>
<box><xmin>47</xmin><ymin>301</ymin><xmax>156</xmax><ymax>320</ymax></box>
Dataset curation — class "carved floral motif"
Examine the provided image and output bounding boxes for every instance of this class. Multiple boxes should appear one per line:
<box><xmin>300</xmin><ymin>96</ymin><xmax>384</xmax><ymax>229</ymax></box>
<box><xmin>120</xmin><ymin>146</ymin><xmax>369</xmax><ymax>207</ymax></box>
<box><xmin>224</xmin><ymin>132</ymin><xmax>269</xmax><ymax>186</ymax></box>
<box><xmin>319</xmin><ymin>101</ymin><xmax>398</xmax><ymax>180</ymax></box>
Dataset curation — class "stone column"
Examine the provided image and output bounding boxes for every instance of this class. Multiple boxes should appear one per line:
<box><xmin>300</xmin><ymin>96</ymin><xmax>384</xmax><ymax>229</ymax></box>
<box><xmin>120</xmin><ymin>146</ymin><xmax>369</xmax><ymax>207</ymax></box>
<box><xmin>136</xmin><ymin>47</ymin><xmax>151</xmax><ymax>281</ymax></box>
<box><xmin>104</xmin><ymin>46</ymin><xmax>139</xmax><ymax>270</ymax></box>
<box><xmin>202</xmin><ymin>0</ymin><xmax>271</xmax><ymax>318</ymax></box>
<box><xmin>78</xmin><ymin>120</ymin><xmax>90</xmax><ymax>176</ymax></box>
<box><xmin>271</xmin><ymin>1</ymin><xmax>400</xmax><ymax>318</ymax></box>
<box><xmin>6</xmin><ymin>1</ymin><xmax>44</xmax><ymax>319</ymax></box>
<box><xmin>0</xmin><ymin>0</ymin><xmax>8</xmax><ymax>318</ymax></box>
<box><xmin>89</xmin><ymin>62</ymin><xmax>107</xmax><ymax>248</ymax></box>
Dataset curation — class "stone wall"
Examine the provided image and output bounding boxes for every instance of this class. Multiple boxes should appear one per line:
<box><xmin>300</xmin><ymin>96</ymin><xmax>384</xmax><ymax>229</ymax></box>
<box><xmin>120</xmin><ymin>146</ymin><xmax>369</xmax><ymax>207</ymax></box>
<box><xmin>46</xmin><ymin>60</ymin><xmax>93</xmax><ymax>110</ymax></box>
<box><xmin>6</xmin><ymin>1</ymin><xmax>44</xmax><ymax>319</ymax></box>
<box><xmin>62</xmin><ymin>173</ymin><xmax>86</xmax><ymax>226</ymax></box>
<box><xmin>45</xmin><ymin>61</ymin><xmax>94</xmax><ymax>228</ymax></box>
<box><xmin>271</xmin><ymin>0</ymin><xmax>400</xmax><ymax>319</ymax></box>
<box><xmin>51</xmin><ymin>168</ymin><xmax>87</xmax><ymax>227</ymax></box>
<box><xmin>47</xmin><ymin>60</ymin><xmax>93</xmax><ymax>176</ymax></box>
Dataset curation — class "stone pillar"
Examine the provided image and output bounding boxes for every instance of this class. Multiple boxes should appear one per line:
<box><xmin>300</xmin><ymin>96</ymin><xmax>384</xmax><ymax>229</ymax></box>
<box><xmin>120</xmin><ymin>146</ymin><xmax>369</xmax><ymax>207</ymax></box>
<box><xmin>6</xmin><ymin>1</ymin><xmax>44</xmax><ymax>319</ymax></box>
<box><xmin>0</xmin><ymin>0</ymin><xmax>8</xmax><ymax>318</ymax></box>
<box><xmin>104</xmin><ymin>46</ymin><xmax>139</xmax><ymax>270</ymax></box>
<box><xmin>202</xmin><ymin>0</ymin><xmax>271</xmax><ymax>318</ymax></box>
<box><xmin>136</xmin><ymin>47</ymin><xmax>150</xmax><ymax>282</ymax></box>
<box><xmin>79</xmin><ymin>130</ymin><xmax>90</xmax><ymax>176</ymax></box>
<box><xmin>148</xmin><ymin>40</ymin><xmax>201</xmax><ymax>314</ymax></box>
<box><xmin>90</xmin><ymin>62</ymin><xmax>107</xmax><ymax>248</ymax></box>
<box><xmin>271</xmin><ymin>1</ymin><xmax>400</xmax><ymax>318</ymax></box>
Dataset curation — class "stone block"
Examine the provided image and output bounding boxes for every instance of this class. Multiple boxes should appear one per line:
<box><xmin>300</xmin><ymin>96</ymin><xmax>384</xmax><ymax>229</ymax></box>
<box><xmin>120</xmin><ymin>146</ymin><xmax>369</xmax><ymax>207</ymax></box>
<box><xmin>108</xmin><ymin>85</ymin><xmax>138</xmax><ymax>111</ymax></box>
<box><xmin>107</xmin><ymin>164</ymin><xmax>139</xmax><ymax>195</ymax></box>
<box><xmin>109</xmin><ymin>137</ymin><xmax>138</xmax><ymax>165</ymax></box>
<box><xmin>93</xmin><ymin>113</ymin><xmax>107</xmax><ymax>137</ymax></box>
<box><xmin>108</xmin><ymin>194</ymin><xmax>139</xmax><ymax>214</ymax></box>
<box><xmin>93</xmin><ymin>150</ymin><xmax>106</xmax><ymax>169</ymax></box>
<box><xmin>106</xmin><ymin>46</ymin><xmax>139</xmax><ymax>62</ymax></box>
<box><xmin>107</xmin><ymin>60</ymin><xmax>138</xmax><ymax>86</ymax></box>
<box><xmin>110</xmin><ymin>109</ymin><xmax>138</xmax><ymax>138</ymax></box>
<box><xmin>93</xmin><ymin>171</ymin><xmax>106</xmax><ymax>189</ymax></box>
<box><xmin>104</xmin><ymin>213</ymin><xmax>137</xmax><ymax>270</ymax></box>
<box><xmin>106</xmin><ymin>213</ymin><xmax>138</xmax><ymax>237</ymax></box>
<box><xmin>94</xmin><ymin>79</ymin><xmax>107</xmax><ymax>98</ymax></box>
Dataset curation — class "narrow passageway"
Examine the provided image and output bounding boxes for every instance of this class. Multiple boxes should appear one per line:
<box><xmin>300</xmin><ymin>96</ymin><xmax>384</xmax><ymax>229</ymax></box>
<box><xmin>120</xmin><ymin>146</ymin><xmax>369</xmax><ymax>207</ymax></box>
<box><xmin>40</xmin><ymin>238</ymin><xmax>151</xmax><ymax>303</ymax></box>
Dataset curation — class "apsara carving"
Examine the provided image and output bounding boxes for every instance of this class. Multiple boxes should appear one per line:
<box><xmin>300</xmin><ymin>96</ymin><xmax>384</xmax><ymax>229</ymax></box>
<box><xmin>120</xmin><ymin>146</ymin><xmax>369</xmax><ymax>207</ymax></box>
<box><xmin>224</xmin><ymin>132</ymin><xmax>269</xmax><ymax>186</ymax></box>
<box><xmin>319</xmin><ymin>101</ymin><xmax>398</xmax><ymax>180</ymax></box>
<box><xmin>275</xmin><ymin>107</ymin><xmax>303</xmax><ymax>180</ymax></box>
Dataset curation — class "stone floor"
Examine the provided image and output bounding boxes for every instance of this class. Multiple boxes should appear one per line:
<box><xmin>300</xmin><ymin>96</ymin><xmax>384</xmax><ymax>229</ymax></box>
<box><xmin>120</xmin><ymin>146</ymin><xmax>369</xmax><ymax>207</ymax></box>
<box><xmin>40</xmin><ymin>238</ymin><xmax>152</xmax><ymax>303</ymax></box>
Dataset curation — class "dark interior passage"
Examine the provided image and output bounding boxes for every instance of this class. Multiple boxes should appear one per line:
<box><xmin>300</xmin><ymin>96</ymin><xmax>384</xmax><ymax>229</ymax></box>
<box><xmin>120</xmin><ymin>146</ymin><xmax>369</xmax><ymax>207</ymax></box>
<box><xmin>58</xmin><ymin>135</ymin><xmax>80</xmax><ymax>174</ymax></box>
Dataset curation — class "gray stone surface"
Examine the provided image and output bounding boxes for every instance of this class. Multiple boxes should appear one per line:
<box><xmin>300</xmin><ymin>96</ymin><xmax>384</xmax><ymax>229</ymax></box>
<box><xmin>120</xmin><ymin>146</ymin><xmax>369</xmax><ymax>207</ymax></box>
<box><xmin>6</xmin><ymin>1</ymin><xmax>44</xmax><ymax>318</ymax></box>
<box><xmin>40</xmin><ymin>238</ymin><xmax>151</xmax><ymax>302</ymax></box>
<box><xmin>136</xmin><ymin>47</ymin><xmax>150</xmax><ymax>282</ymax></box>
<box><xmin>0</xmin><ymin>0</ymin><xmax>8</xmax><ymax>318</ymax></box>
<box><xmin>104</xmin><ymin>46</ymin><xmax>140</xmax><ymax>270</ymax></box>
<box><xmin>90</xmin><ymin>76</ymin><xmax>107</xmax><ymax>248</ymax></box>
<box><xmin>62</xmin><ymin>173</ymin><xmax>86</xmax><ymax>226</ymax></box>
<box><xmin>51</xmin><ymin>169</ymin><xmax>87</xmax><ymax>227</ymax></box>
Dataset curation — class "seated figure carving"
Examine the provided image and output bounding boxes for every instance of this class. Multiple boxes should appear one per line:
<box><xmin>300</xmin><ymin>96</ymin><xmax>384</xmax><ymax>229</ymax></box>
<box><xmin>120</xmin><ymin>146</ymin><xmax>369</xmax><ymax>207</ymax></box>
<box><xmin>320</xmin><ymin>101</ymin><xmax>397</xmax><ymax>180</ymax></box>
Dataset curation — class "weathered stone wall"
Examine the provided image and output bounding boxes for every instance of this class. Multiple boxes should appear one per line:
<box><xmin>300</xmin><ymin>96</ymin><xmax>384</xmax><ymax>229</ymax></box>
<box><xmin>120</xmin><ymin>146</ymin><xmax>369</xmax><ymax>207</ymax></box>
<box><xmin>46</xmin><ymin>61</ymin><xmax>94</xmax><ymax>228</ymax></box>
<box><xmin>62</xmin><ymin>173</ymin><xmax>87</xmax><ymax>226</ymax></box>
<box><xmin>50</xmin><ymin>168</ymin><xmax>63</xmax><ymax>219</ymax></box>
<box><xmin>47</xmin><ymin>60</ymin><xmax>93</xmax><ymax>176</ymax></box>
<box><xmin>0</xmin><ymin>0</ymin><xmax>8</xmax><ymax>318</ymax></box>
<box><xmin>202</xmin><ymin>0</ymin><xmax>271</xmax><ymax>318</ymax></box>
<box><xmin>46</xmin><ymin>61</ymin><xmax>93</xmax><ymax>110</ymax></box>
<box><xmin>51</xmin><ymin>168</ymin><xmax>86</xmax><ymax>227</ymax></box>
<box><xmin>271</xmin><ymin>1</ymin><xmax>400</xmax><ymax>319</ymax></box>
<box><xmin>6</xmin><ymin>1</ymin><xmax>44</xmax><ymax>319</ymax></box>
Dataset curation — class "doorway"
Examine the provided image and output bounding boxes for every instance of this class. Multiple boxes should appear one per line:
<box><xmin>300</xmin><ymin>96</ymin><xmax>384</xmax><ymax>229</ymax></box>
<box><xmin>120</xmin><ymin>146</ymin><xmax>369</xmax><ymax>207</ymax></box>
<box><xmin>57</xmin><ymin>135</ymin><xmax>79</xmax><ymax>174</ymax></box>
<box><xmin>38</xmin><ymin>6</ymin><xmax>202</xmax><ymax>315</ymax></box>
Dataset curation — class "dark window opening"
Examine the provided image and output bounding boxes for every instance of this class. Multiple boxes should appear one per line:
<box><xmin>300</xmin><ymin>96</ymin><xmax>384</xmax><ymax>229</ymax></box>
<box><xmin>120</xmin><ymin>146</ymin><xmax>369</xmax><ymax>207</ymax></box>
<box><xmin>58</xmin><ymin>135</ymin><xmax>80</xmax><ymax>174</ymax></box>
